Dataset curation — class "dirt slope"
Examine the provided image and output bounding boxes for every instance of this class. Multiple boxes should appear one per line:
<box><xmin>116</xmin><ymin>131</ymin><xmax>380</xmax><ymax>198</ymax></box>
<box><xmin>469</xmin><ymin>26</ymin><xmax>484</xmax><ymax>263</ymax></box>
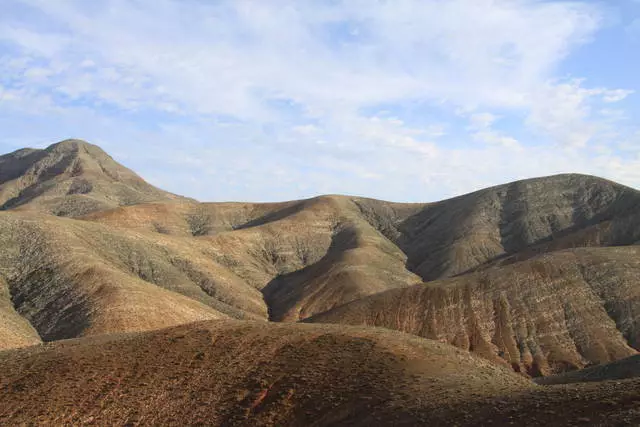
<box><xmin>2</xmin><ymin>320</ymin><xmax>640</xmax><ymax>426</ymax></box>
<box><xmin>0</xmin><ymin>139</ymin><xmax>184</xmax><ymax>216</ymax></box>
<box><xmin>309</xmin><ymin>246</ymin><xmax>640</xmax><ymax>376</ymax></box>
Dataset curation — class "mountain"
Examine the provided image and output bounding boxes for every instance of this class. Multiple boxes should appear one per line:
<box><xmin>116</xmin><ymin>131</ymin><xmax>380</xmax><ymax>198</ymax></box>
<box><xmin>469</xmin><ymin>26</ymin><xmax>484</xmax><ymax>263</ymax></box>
<box><xmin>2</xmin><ymin>320</ymin><xmax>640</xmax><ymax>426</ymax></box>
<box><xmin>0</xmin><ymin>139</ymin><xmax>184</xmax><ymax>216</ymax></box>
<box><xmin>1</xmin><ymin>139</ymin><xmax>640</xmax><ymax>376</ymax></box>
<box><xmin>3</xmin><ymin>139</ymin><xmax>640</xmax><ymax>424</ymax></box>
<box><xmin>0</xmin><ymin>195</ymin><xmax>422</xmax><ymax>348</ymax></box>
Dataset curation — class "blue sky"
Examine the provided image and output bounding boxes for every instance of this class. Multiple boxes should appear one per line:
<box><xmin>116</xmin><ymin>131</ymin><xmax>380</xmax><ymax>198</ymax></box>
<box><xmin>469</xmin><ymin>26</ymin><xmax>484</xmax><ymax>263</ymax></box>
<box><xmin>1</xmin><ymin>0</ymin><xmax>639</xmax><ymax>202</ymax></box>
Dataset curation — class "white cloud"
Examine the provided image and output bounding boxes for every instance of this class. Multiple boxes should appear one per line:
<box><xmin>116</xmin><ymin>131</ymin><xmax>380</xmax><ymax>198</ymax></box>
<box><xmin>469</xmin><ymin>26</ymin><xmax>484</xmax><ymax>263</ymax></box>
<box><xmin>526</xmin><ymin>79</ymin><xmax>634</xmax><ymax>148</ymax></box>
<box><xmin>602</xmin><ymin>89</ymin><xmax>634</xmax><ymax>103</ymax></box>
<box><xmin>0</xmin><ymin>0</ymin><xmax>605</xmax><ymax>117</ymax></box>
<box><xmin>469</xmin><ymin>113</ymin><xmax>498</xmax><ymax>130</ymax></box>
<box><xmin>0</xmin><ymin>0</ymin><xmax>638</xmax><ymax>201</ymax></box>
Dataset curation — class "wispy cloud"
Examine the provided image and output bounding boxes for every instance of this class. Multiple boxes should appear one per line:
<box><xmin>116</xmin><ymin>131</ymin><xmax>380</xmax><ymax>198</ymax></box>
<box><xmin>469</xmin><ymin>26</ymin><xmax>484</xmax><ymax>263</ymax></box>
<box><xmin>0</xmin><ymin>0</ymin><xmax>638</xmax><ymax>201</ymax></box>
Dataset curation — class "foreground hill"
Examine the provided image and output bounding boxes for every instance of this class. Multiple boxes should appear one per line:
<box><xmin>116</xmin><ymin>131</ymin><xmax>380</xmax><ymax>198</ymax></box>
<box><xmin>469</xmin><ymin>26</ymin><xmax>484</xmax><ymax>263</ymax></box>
<box><xmin>309</xmin><ymin>246</ymin><xmax>640</xmax><ymax>375</ymax></box>
<box><xmin>2</xmin><ymin>320</ymin><xmax>640</xmax><ymax>426</ymax></box>
<box><xmin>0</xmin><ymin>139</ymin><xmax>184</xmax><ymax>216</ymax></box>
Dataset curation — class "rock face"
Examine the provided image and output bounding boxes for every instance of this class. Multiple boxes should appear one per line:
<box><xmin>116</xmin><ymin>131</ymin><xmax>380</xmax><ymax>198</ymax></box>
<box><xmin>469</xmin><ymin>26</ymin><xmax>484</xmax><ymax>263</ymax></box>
<box><xmin>0</xmin><ymin>139</ymin><xmax>184</xmax><ymax>216</ymax></box>
<box><xmin>308</xmin><ymin>246</ymin><xmax>640</xmax><ymax>375</ymax></box>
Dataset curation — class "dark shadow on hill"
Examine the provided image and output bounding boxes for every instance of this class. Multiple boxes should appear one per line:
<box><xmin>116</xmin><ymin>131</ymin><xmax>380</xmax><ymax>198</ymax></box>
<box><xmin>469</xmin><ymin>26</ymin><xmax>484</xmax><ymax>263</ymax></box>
<box><xmin>261</xmin><ymin>225</ymin><xmax>360</xmax><ymax>321</ymax></box>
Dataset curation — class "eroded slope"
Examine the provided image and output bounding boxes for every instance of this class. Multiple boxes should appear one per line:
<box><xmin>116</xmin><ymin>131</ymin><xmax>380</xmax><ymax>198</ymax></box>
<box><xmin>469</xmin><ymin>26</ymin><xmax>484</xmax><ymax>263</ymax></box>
<box><xmin>309</xmin><ymin>246</ymin><xmax>640</xmax><ymax>376</ymax></box>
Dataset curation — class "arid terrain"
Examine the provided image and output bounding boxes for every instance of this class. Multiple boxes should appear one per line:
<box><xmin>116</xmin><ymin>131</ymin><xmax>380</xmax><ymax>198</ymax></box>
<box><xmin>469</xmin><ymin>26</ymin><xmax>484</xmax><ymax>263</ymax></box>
<box><xmin>1</xmin><ymin>139</ymin><xmax>640</xmax><ymax>425</ymax></box>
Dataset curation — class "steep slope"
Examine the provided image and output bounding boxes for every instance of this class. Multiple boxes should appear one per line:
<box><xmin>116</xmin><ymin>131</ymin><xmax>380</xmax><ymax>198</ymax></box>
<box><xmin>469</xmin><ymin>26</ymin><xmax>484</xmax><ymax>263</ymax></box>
<box><xmin>394</xmin><ymin>174</ymin><xmax>640</xmax><ymax>280</ymax></box>
<box><xmin>0</xmin><ymin>139</ymin><xmax>184</xmax><ymax>216</ymax></box>
<box><xmin>309</xmin><ymin>246</ymin><xmax>640</xmax><ymax>376</ymax></box>
<box><xmin>3</xmin><ymin>320</ymin><xmax>640</xmax><ymax>426</ymax></box>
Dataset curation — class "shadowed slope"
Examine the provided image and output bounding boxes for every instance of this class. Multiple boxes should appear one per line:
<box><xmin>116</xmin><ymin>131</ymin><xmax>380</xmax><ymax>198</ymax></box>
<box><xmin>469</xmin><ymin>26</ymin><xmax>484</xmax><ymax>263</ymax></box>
<box><xmin>0</xmin><ymin>276</ymin><xmax>41</xmax><ymax>349</ymax></box>
<box><xmin>536</xmin><ymin>355</ymin><xmax>640</xmax><ymax>385</ymax></box>
<box><xmin>0</xmin><ymin>139</ymin><xmax>184</xmax><ymax>216</ymax></box>
<box><xmin>309</xmin><ymin>246</ymin><xmax>640</xmax><ymax>376</ymax></box>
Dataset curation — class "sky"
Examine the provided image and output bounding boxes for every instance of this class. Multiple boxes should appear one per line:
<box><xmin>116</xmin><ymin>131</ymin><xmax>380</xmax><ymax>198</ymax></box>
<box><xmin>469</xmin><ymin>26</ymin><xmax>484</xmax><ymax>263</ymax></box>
<box><xmin>1</xmin><ymin>0</ymin><xmax>639</xmax><ymax>202</ymax></box>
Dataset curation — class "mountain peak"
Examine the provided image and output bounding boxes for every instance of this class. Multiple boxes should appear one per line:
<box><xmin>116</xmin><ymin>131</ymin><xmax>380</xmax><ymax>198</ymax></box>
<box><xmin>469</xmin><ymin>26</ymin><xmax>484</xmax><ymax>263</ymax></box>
<box><xmin>0</xmin><ymin>139</ymin><xmax>184</xmax><ymax>216</ymax></box>
<box><xmin>45</xmin><ymin>138</ymin><xmax>98</xmax><ymax>156</ymax></box>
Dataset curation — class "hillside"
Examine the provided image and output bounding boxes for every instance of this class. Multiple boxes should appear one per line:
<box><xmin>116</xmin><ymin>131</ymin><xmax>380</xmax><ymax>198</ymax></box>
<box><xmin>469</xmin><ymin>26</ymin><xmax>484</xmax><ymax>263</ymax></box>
<box><xmin>2</xmin><ymin>320</ymin><xmax>640</xmax><ymax>426</ymax></box>
<box><xmin>308</xmin><ymin>246</ymin><xmax>640</xmax><ymax>376</ymax></box>
<box><xmin>0</xmin><ymin>195</ymin><xmax>423</xmax><ymax>349</ymax></box>
<box><xmin>83</xmin><ymin>195</ymin><xmax>424</xmax><ymax>322</ymax></box>
<box><xmin>0</xmin><ymin>139</ymin><xmax>184</xmax><ymax>216</ymax></box>
<box><xmin>392</xmin><ymin>174</ymin><xmax>640</xmax><ymax>281</ymax></box>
